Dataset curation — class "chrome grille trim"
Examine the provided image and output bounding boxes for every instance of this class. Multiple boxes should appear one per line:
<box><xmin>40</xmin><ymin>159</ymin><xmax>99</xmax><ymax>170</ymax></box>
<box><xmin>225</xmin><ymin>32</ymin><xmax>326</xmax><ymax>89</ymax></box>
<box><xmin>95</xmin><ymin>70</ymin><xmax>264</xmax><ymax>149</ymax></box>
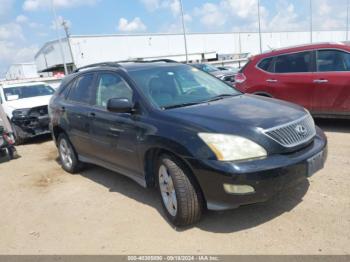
<box><xmin>262</xmin><ymin>114</ymin><xmax>316</xmax><ymax>148</ymax></box>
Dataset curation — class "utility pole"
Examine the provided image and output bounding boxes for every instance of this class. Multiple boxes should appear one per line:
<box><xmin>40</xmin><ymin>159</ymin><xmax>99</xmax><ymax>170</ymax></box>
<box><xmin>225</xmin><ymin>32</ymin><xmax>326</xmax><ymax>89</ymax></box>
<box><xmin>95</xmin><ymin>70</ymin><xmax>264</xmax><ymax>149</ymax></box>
<box><xmin>347</xmin><ymin>0</ymin><xmax>349</xmax><ymax>41</ymax></box>
<box><xmin>62</xmin><ymin>20</ymin><xmax>76</xmax><ymax>71</ymax></box>
<box><xmin>257</xmin><ymin>0</ymin><xmax>263</xmax><ymax>53</ymax></box>
<box><xmin>51</xmin><ymin>0</ymin><xmax>68</xmax><ymax>75</ymax></box>
<box><xmin>310</xmin><ymin>0</ymin><xmax>313</xmax><ymax>43</ymax></box>
<box><xmin>179</xmin><ymin>0</ymin><xmax>189</xmax><ymax>63</ymax></box>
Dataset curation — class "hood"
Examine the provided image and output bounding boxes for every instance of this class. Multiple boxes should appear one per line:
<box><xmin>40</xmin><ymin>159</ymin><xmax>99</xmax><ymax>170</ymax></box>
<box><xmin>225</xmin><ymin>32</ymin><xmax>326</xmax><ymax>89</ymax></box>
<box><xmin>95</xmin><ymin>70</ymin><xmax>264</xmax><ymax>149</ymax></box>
<box><xmin>165</xmin><ymin>94</ymin><xmax>307</xmax><ymax>132</ymax></box>
<box><xmin>5</xmin><ymin>95</ymin><xmax>52</xmax><ymax>111</ymax></box>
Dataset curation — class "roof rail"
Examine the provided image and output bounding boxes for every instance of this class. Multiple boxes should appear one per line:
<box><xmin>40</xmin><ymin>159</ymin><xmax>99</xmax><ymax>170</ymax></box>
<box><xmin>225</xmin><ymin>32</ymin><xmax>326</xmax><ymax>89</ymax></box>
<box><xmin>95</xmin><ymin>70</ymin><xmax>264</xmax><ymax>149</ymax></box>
<box><xmin>73</xmin><ymin>59</ymin><xmax>178</xmax><ymax>73</ymax></box>
<box><xmin>73</xmin><ymin>62</ymin><xmax>121</xmax><ymax>73</ymax></box>
<box><xmin>117</xmin><ymin>59</ymin><xmax>178</xmax><ymax>63</ymax></box>
<box><xmin>143</xmin><ymin>59</ymin><xmax>178</xmax><ymax>63</ymax></box>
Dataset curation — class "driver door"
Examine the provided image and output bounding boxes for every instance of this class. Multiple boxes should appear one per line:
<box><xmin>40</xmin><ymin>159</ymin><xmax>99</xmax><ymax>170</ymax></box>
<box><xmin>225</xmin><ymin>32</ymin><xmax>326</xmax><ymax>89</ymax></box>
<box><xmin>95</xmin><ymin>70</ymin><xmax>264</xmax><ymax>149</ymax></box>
<box><xmin>89</xmin><ymin>71</ymin><xmax>141</xmax><ymax>175</ymax></box>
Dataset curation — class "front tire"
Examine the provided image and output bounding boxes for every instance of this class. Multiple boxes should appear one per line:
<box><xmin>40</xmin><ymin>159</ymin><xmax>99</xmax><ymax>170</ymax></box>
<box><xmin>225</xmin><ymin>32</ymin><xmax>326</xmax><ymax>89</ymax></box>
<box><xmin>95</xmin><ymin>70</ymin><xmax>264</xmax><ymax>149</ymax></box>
<box><xmin>157</xmin><ymin>154</ymin><xmax>203</xmax><ymax>226</ymax></box>
<box><xmin>11</xmin><ymin>123</ymin><xmax>25</xmax><ymax>145</ymax></box>
<box><xmin>58</xmin><ymin>133</ymin><xmax>83</xmax><ymax>173</ymax></box>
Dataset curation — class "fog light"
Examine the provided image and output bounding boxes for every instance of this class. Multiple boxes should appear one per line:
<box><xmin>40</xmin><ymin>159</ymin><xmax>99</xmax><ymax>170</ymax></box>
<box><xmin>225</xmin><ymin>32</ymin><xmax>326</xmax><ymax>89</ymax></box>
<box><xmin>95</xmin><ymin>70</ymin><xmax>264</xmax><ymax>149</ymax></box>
<box><xmin>223</xmin><ymin>184</ymin><xmax>255</xmax><ymax>195</ymax></box>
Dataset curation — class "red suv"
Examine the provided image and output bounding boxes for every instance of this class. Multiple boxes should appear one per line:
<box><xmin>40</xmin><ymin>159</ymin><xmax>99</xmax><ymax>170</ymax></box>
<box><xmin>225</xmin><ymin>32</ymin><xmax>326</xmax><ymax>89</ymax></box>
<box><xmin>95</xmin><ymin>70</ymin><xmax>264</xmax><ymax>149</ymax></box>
<box><xmin>235</xmin><ymin>42</ymin><xmax>350</xmax><ymax>118</ymax></box>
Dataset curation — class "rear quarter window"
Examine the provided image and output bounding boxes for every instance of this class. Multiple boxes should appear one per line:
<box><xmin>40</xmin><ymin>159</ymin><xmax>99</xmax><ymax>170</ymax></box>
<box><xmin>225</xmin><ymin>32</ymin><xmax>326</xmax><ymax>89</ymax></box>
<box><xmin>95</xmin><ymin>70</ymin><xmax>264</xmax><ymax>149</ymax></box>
<box><xmin>257</xmin><ymin>57</ymin><xmax>274</xmax><ymax>72</ymax></box>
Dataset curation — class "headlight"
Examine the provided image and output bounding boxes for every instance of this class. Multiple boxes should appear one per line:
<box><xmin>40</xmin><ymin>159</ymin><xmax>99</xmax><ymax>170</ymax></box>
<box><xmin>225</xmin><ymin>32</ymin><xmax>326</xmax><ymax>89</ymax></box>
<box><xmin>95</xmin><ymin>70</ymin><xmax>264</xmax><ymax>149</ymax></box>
<box><xmin>198</xmin><ymin>133</ymin><xmax>267</xmax><ymax>161</ymax></box>
<box><xmin>12</xmin><ymin>108</ymin><xmax>30</xmax><ymax>117</ymax></box>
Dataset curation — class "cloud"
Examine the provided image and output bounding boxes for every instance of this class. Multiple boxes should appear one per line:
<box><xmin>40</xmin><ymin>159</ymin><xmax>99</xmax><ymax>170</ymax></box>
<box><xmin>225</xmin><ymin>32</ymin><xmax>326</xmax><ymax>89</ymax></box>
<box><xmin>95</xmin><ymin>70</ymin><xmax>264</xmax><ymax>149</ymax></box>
<box><xmin>194</xmin><ymin>3</ymin><xmax>227</xmax><ymax>28</ymax></box>
<box><xmin>0</xmin><ymin>22</ymin><xmax>38</xmax><ymax>77</ymax></box>
<box><xmin>118</xmin><ymin>17</ymin><xmax>147</xmax><ymax>32</ymax></box>
<box><xmin>50</xmin><ymin>15</ymin><xmax>72</xmax><ymax>30</ymax></box>
<box><xmin>0</xmin><ymin>23</ymin><xmax>24</xmax><ymax>41</ymax></box>
<box><xmin>16</xmin><ymin>15</ymin><xmax>29</xmax><ymax>23</ymax></box>
<box><xmin>140</xmin><ymin>0</ymin><xmax>161</xmax><ymax>11</ymax></box>
<box><xmin>23</xmin><ymin>0</ymin><xmax>98</xmax><ymax>11</ymax></box>
<box><xmin>140</xmin><ymin>0</ymin><xmax>182</xmax><ymax>17</ymax></box>
<box><xmin>0</xmin><ymin>0</ymin><xmax>14</xmax><ymax>21</ymax></box>
<box><xmin>0</xmin><ymin>42</ymin><xmax>38</xmax><ymax>77</ymax></box>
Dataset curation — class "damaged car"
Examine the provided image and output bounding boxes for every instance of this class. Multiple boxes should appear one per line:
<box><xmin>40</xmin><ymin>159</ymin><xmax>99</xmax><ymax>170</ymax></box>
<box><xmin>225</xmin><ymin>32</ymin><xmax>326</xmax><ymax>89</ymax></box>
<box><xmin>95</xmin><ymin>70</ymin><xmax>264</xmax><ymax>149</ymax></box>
<box><xmin>0</xmin><ymin>82</ymin><xmax>55</xmax><ymax>144</ymax></box>
<box><xmin>191</xmin><ymin>63</ymin><xmax>237</xmax><ymax>86</ymax></box>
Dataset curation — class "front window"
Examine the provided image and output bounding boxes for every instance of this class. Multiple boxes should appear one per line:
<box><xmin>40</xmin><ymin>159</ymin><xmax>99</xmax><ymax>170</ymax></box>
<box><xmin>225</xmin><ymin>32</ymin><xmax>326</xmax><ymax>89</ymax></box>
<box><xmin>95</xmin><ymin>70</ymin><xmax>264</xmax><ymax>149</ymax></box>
<box><xmin>95</xmin><ymin>73</ymin><xmax>133</xmax><ymax>108</ymax></box>
<box><xmin>317</xmin><ymin>49</ymin><xmax>350</xmax><ymax>72</ymax></box>
<box><xmin>129</xmin><ymin>65</ymin><xmax>241</xmax><ymax>109</ymax></box>
<box><xmin>4</xmin><ymin>85</ymin><xmax>55</xmax><ymax>101</ymax></box>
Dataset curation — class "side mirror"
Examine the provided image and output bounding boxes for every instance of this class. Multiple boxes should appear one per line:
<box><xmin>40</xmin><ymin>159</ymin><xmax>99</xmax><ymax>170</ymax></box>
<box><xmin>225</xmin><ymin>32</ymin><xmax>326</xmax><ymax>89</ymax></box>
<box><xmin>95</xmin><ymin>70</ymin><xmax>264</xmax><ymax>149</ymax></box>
<box><xmin>107</xmin><ymin>98</ymin><xmax>133</xmax><ymax>113</ymax></box>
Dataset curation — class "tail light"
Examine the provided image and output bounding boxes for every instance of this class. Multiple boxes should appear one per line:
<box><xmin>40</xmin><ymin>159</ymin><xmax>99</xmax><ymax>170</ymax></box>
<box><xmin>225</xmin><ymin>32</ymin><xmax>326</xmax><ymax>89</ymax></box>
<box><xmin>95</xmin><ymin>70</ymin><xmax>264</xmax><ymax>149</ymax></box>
<box><xmin>235</xmin><ymin>73</ymin><xmax>246</xmax><ymax>84</ymax></box>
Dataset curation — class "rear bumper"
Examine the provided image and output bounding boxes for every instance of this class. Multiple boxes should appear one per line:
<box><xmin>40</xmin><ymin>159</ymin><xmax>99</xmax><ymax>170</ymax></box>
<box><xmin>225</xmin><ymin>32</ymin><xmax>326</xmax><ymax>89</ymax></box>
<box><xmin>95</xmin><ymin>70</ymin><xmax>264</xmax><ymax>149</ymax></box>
<box><xmin>186</xmin><ymin>128</ymin><xmax>327</xmax><ymax>211</ymax></box>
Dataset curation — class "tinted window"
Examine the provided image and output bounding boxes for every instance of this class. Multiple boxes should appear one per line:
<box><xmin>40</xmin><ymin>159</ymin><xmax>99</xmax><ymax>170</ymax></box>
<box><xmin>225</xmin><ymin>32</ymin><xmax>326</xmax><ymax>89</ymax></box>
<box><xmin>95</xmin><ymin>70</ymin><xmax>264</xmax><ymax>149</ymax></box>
<box><xmin>67</xmin><ymin>73</ymin><xmax>94</xmax><ymax>104</ymax></box>
<box><xmin>95</xmin><ymin>73</ymin><xmax>133</xmax><ymax>108</ymax></box>
<box><xmin>317</xmin><ymin>50</ymin><xmax>350</xmax><ymax>72</ymax></box>
<box><xmin>275</xmin><ymin>52</ymin><xmax>312</xmax><ymax>73</ymax></box>
<box><xmin>59</xmin><ymin>79</ymin><xmax>75</xmax><ymax>98</ymax></box>
<box><xmin>257</xmin><ymin>57</ymin><xmax>273</xmax><ymax>72</ymax></box>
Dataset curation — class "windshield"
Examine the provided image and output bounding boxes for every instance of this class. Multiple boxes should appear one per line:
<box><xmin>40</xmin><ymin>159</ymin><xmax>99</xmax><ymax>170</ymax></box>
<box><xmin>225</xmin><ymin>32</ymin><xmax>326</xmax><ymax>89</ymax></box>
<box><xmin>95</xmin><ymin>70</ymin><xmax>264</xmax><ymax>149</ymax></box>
<box><xmin>129</xmin><ymin>64</ymin><xmax>241</xmax><ymax>109</ymax></box>
<box><xmin>194</xmin><ymin>64</ymin><xmax>219</xmax><ymax>73</ymax></box>
<box><xmin>4</xmin><ymin>85</ymin><xmax>55</xmax><ymax>101</ymax></box>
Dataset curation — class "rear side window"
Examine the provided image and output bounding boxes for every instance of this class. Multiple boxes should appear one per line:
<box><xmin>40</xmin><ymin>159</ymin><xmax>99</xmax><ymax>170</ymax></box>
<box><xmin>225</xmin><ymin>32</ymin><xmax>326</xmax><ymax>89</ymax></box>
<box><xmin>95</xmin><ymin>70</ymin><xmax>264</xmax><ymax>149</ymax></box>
<box><xmin>317</xmin><ymin>49</ymin><xmax>350</xmax><ymax>72</ymax></box>
<box><xmin>59</xmin><ymin>79</ymin><xmax>75</xmax><ymax>98</ymax></box>
<box><xmin>275</xmin><ymin>51</ymin><xmax>312</xmax><ymax>73</ymax></box>
<box><xmin>257</xmin><ymin>57</ymin><xmax>273</xmax><ymax>72</ymax></box>
<box><xmin>67</xmin><ymin>73</ymin><xmax>95</xmax><ymax>104</ymax></box>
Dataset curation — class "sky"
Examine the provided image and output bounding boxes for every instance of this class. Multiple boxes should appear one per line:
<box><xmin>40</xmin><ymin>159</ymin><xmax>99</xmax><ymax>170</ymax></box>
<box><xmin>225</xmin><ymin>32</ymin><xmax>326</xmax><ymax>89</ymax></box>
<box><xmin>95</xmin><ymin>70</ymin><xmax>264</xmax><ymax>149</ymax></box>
<box><xmin>0</xmin><ymin>0</ymin><xmax>349</xmax><ymax>77</ymax></box>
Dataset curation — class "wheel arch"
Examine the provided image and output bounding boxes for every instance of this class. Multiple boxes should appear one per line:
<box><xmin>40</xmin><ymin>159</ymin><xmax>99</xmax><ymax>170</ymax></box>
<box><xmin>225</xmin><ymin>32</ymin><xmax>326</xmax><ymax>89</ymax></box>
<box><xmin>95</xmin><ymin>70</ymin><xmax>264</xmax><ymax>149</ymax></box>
<box><xmin>52</xmin><ymin>125</ymin><xmax>67</xmax><ymax>145</ymax></box>
<box><xmin>143</xmin><ymin>147</ymin><xmax>207</xmax><ymax>207</ymax></box>
<box><xmin>253</xmin><ymin>91</ymin><xmax>273</xmax><ymax>98</ymax></box>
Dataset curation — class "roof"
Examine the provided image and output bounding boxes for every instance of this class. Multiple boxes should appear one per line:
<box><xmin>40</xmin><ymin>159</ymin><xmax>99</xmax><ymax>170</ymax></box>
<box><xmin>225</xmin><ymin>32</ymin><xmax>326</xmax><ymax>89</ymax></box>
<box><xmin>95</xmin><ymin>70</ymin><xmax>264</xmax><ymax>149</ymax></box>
<box><xmin>253</xmin><ymin>42</ymin><xmax>350</xmax><ymax>59</ymax></box>
<box><xmin>74</xmin><ymin>60</ymin><xmax>185</xmax><ymax>74</ymax></box>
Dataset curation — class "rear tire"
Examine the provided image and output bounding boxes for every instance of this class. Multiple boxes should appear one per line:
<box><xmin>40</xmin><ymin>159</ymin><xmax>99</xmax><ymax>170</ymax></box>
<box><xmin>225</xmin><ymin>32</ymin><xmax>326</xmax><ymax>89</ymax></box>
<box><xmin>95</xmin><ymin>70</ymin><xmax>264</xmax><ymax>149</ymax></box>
<box><xmin>157</xmin><ymin>154</ymin><xmax>203</xmax><ymax>227</ymax></box>
<box><xmin>58</xmin><ymin>133</ymin><xmax>83</xmax><ymax>173</ymax></box>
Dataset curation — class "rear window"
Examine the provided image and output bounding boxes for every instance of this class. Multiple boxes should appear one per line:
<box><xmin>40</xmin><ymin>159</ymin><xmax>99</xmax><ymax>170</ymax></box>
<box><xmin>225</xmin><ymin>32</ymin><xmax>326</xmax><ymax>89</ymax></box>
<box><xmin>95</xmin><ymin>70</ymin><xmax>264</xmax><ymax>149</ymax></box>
<box><xmin>257</xmin><ymin>57</ymin><xmax>273</xmax><ymax>72</ymax></box>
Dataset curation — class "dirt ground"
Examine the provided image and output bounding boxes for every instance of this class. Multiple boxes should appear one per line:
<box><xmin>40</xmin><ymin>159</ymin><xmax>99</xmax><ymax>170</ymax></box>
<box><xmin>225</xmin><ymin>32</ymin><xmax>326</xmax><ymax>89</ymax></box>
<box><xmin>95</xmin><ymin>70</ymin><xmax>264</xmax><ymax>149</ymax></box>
<box><xmin>0</xmin><ymin>119</ymin><xmax>349</xmax><ymax>255</ymax></box>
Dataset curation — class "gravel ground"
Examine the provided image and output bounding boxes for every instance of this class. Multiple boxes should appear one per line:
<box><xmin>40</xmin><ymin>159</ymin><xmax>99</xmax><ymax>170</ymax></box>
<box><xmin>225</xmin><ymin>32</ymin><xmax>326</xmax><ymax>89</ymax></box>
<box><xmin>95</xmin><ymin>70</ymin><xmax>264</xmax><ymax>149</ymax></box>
<box><xmin>0</xmin><ymin>119</ymin><xmax>349</xmax><ymax>255</ymax></box>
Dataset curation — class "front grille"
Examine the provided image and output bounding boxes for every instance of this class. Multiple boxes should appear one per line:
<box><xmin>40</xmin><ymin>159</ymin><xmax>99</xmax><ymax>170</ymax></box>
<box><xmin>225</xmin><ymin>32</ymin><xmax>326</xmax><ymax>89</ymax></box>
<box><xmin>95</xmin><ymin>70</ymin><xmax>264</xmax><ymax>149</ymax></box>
<box><xmin>263</xmin><ymin>114</ymin><xmax>316</xmax><ymax>148</ymax></box>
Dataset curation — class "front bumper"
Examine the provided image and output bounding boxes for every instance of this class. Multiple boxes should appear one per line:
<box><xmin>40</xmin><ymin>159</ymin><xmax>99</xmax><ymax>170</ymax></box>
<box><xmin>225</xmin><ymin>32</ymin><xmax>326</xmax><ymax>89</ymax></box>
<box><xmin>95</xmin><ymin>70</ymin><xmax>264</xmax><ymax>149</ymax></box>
<box><xmin>186</xmin><ymin>128</ymin><xmax>327</xmax><ymax>211</ymax></box>
<box><xmin>12</xmin><ymin>115</ymin><xmax>50</xmax><ymax>139</ymax></box>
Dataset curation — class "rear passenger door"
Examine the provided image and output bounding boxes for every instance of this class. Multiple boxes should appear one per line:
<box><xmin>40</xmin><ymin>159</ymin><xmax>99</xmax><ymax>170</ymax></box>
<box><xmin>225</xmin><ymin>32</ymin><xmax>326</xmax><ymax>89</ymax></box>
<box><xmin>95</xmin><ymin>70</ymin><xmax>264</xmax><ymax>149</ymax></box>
<box><xmin>266</xmin><ymin>51</ymin><xmax>315</xmax><ymax>110</ymax></box>
<box><xmin>89</xmin><ymin>71</ymin><xmax>142</xmax><ymax>176</ymax></box>
<box><xmin>312</xmin><ymin>49</ymin><xmax>350</xmax><ymax>114</ymax></box>
<box><xmin>64</xmin><ymin>73</ymin><xmax>96</xmax><ymax>157</ymax></box>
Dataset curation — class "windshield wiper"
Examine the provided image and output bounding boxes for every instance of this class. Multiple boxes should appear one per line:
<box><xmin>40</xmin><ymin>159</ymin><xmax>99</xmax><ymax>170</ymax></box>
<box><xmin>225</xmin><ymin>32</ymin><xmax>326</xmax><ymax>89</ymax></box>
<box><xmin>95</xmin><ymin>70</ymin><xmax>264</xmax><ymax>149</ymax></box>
<box><xmin>204</xmin><ymin>94</ymin><xmax>236</xmax><ymax>102</ymax></box>
<box><xmin>163</xmin><ymin>94</ymin><xmax>236</xmax><ymax>110</ymax></box>
<box><xmin>163</xmin><ymin>102</ymin><xmax>203</xmax><ymax>110</ymax></box>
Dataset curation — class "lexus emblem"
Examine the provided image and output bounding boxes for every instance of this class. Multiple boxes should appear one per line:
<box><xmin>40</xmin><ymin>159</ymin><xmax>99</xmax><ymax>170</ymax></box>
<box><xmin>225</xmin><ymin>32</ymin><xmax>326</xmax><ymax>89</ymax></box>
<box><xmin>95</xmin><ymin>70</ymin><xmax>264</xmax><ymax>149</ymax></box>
<box><xmin>295</xmin><ymin>125</ymin><xmax>307</xmax><ymax>136</ymax></box>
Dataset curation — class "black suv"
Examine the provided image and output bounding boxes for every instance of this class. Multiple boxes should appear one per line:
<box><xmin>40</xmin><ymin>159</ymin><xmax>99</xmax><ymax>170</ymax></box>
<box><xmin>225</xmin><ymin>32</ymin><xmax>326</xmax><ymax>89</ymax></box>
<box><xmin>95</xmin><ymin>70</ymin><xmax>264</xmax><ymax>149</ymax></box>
<box><xmin>49</xmin><ymin>60</ymin><xmax>327</xmax><ymax>226</ymax></box>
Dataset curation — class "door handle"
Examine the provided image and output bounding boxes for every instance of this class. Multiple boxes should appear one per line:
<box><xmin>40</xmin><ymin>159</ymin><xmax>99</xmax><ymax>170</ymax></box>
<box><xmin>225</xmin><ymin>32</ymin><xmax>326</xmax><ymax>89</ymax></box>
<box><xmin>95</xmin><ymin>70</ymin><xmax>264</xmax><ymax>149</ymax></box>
<box><xmin>89</xmin><ymin>112</ymin><xmax>96</xmax><ymax>118</ymax></box>
<box><xmin>266</xmin><ymin>79</ymin><xmax>278</xmax><ymax>83</ymax></box>
<box><xmin>313</xmin><ymin>79</ymin><xmax>328</xmax><ymax>83</ymax></box>
<box><xmin>60</xmin><ymin>106</ymin><xmax>65</xmax><ymax>112</ymax></box>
